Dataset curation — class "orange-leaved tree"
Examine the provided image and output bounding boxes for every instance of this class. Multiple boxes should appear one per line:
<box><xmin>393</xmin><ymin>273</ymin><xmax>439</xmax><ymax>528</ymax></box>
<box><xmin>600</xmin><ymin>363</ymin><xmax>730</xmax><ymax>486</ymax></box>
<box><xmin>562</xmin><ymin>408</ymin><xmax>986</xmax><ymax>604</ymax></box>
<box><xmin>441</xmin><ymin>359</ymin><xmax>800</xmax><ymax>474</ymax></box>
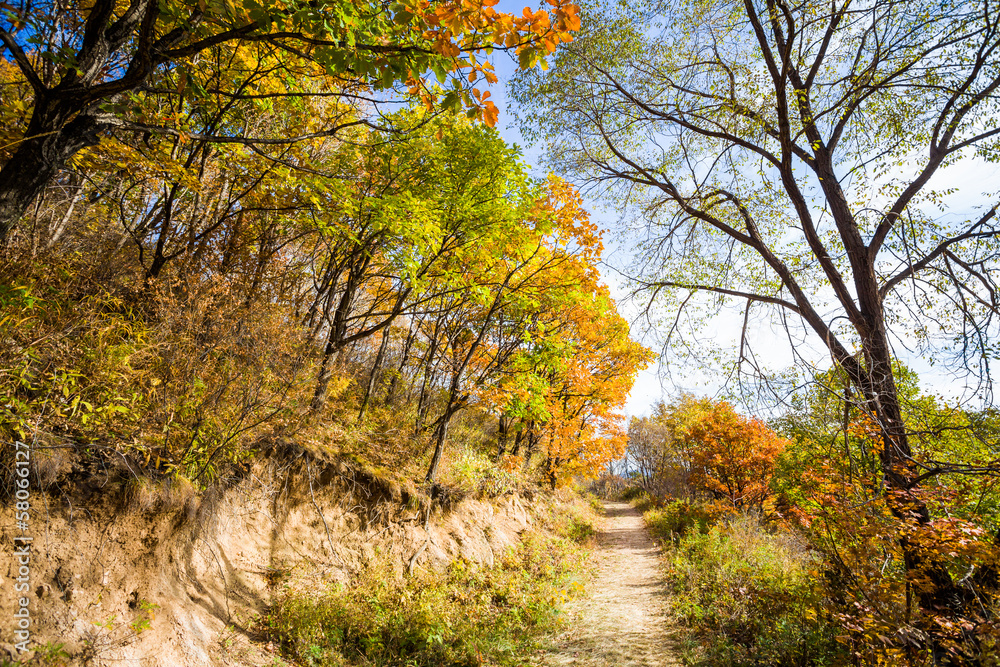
<box><xmin>683</xmin><ymin>399</ymin><xmax>789</xmax><ymax>511</ymax></box>
<box><xmin>778</xmin><ymin>379</ymin><xmax>1000</xmax><ymax>664</ymax></box>
<box><xmin>470</xmin><ymin>177</ymin><xmax>654</xmax><ymax>485</ymax></box>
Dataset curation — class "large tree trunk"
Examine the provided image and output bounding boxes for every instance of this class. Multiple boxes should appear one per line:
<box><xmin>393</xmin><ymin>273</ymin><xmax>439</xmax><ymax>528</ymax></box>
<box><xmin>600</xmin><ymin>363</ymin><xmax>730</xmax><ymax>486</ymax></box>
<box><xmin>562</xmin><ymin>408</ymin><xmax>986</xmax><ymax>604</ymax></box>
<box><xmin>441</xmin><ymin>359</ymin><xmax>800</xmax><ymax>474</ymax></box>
<box><xmin>0</xmin><ymin>0</ymin><xmax>165</xmax><ymax>243</ymax></box>
<box><xmin>852</xmin><ymin>322</ymin><xmax>966</xmax><ymax>648</ymax></box>
<box><xmin>0</xmin><ymin>105</ymin><xmax>104</xmax><ymax>243</ymax></box>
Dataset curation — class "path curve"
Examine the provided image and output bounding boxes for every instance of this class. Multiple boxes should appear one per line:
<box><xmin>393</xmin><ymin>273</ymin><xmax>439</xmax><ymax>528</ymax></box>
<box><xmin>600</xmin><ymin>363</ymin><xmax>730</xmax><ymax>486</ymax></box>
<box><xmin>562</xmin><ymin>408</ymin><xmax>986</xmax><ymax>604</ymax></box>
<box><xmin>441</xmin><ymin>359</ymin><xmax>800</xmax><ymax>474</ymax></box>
<box><xmin>534</xmin><ymin>500</ymin><xmax>680</xmax><ymax>666</ymax></box>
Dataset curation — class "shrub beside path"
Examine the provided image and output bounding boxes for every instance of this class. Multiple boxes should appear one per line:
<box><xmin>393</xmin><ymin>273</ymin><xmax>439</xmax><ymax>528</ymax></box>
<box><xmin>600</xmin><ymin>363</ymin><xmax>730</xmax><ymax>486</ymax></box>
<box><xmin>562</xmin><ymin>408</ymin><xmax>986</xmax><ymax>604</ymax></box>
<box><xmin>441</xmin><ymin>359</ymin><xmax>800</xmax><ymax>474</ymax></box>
<box><xmin>533</xmin><ymin>500</ymin><xmax>682</xmax><ymax>666</ymax></box>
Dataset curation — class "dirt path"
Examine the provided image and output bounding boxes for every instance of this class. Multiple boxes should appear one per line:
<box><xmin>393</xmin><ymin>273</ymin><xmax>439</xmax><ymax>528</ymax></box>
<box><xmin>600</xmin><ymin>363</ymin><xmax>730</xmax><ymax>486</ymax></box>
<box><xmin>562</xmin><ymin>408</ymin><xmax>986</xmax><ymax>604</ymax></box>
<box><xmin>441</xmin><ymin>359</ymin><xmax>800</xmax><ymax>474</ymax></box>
<box><xmin>533</xmin><ymin>500</ymin><xmax>681</xmax><ymax>666</ymax></box>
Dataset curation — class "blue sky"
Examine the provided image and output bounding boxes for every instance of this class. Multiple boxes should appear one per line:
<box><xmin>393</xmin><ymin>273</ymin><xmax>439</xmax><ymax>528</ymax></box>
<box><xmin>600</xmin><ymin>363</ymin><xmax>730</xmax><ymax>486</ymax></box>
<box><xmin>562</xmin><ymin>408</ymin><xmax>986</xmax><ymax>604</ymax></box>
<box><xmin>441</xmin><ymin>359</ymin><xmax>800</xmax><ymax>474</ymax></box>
<box><xmin>476</xmin><ymin>5</ymin><xmax>1000</xmax><ymax>418</ymax></box>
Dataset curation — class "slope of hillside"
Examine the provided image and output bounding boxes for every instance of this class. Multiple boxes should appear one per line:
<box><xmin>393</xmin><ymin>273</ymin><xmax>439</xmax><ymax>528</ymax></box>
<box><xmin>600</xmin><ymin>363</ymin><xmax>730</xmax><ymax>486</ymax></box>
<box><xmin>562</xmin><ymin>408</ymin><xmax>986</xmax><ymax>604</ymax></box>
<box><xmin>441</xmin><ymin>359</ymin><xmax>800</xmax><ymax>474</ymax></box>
<box><xmin>0</xmin><ymin>444</ymin><xmax>594</xmax><ymax>665</ymax></box>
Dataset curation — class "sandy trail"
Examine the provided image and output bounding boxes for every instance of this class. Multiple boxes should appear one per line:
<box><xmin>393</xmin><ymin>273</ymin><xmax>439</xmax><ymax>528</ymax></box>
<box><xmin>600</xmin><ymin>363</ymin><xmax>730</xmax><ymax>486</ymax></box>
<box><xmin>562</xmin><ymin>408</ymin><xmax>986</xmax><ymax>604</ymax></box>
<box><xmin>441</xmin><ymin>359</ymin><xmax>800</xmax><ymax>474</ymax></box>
<box><xmin>533</xmin><ymin>500</ymin><xmax>681</xmax><ymax>666</ymax></box>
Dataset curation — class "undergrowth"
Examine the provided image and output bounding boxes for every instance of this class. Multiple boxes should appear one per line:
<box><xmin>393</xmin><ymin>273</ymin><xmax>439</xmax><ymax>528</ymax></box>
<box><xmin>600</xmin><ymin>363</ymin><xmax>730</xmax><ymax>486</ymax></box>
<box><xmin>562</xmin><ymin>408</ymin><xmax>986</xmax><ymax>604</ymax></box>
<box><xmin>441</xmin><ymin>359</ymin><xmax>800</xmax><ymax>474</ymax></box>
<box><xmin>644</xmin><ymin>500</ymin><xmax>724</xmax><ymax>543</ymax></box>
<box><xmin>265</xmin><ymin>527</ymin><xmax>591</xmax><ymax>666</ymax></box>
<box><xmin>644</xmin><ymin>499</ymin><xmax>847</xmax><ymax>667</ymax></box>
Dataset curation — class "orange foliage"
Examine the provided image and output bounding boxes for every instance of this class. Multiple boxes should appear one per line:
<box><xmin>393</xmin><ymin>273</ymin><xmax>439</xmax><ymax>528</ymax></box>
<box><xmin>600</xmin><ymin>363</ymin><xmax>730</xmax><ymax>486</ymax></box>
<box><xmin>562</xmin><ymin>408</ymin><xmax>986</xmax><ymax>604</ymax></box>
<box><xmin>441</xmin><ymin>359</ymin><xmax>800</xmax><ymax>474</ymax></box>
<box><xmin>684</xmin><ymin>400</ymin><xmax>789</xmax><ymax>510</ymax></box>
<box><xmin>785</xmin><ymin>419</ymin><xmax>1000</xmax><ymax>664</ymax></box>
<box><xmin>467</xmin><ymin>180</ymin><xmax>653</xmax><ymax>486</ymax></box>
<box><xmin>405</xmin><ymin>0</ymin><xmax>582</xmax><ymax>124</ymax></box>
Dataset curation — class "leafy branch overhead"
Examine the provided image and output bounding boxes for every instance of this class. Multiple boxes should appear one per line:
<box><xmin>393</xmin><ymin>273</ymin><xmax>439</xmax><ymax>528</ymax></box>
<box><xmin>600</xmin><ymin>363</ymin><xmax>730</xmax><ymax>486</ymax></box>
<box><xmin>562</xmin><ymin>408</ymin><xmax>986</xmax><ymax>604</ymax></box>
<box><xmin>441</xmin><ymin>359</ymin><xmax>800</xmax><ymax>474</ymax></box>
<box><xmin>0</xmin><ymin>0</ymin><xmax>581</xmax><ymax>241</ymax></box>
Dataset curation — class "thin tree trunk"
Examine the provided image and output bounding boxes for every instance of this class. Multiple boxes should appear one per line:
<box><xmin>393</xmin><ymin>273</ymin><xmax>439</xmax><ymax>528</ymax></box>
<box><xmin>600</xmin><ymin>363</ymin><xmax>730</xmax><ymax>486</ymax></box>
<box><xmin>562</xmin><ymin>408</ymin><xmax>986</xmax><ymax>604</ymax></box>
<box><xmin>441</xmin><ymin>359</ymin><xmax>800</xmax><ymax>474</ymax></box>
<box><xmin>545</xmin><ymin>456</ymin><xmax>559</xmax><ymax>490</ymax></box>
<box><xmin>415</xmin><ymin>336</ymin><xmax>439</xmax><ymax>433</ymax></box>
<box><xmin>510</xmin><ymin>424</ymin><xmax>524</xmax><ymax>457</ymax></box>
<box><xmin>358</xmin><ymin>329</ymin><xmax>390</xmax><ymax>422</ymax></box>
<box><xmin>425</xmin><ymin>399</ymin><xmax>460</xmax><ymax>483</ymax></box>
<box><xmin>46</xmin><ymin>178</ymin><xmax>84</xmax><ymax>248</ymax></box>
<box><xmin>384</xmin><ymin>325</ymin><xmax>416</xmax><ymax>405</ymax></box>
<box><xmin>495</xmin><ymin>415</ymin><xmax>510</xmax><ymax>461</ymax></box>
<box><xmin>522</xmin><ymin>421</ymin><xmax>538</xmax><ymax>471</ymax></box>
<box><xmin>310</xmin><ymin>335</ymin><xmax>342</xmax><ymax>413</ymax></box>
<box><xmin>425</xmin><ymin>417</ymin><xmax>448</xmax><ymax>483</ymax></box>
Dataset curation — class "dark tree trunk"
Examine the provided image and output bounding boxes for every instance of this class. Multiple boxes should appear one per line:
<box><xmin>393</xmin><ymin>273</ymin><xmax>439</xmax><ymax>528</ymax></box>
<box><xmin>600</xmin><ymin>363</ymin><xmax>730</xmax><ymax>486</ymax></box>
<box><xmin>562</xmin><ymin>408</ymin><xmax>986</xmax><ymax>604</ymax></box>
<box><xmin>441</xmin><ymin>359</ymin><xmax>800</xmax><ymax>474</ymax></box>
<box><xmin>848</xmin><ymin>317</ymin><xmax>966</xmax><ymax>639</ymax></box>
<box><xmin>510</xmin><ymin>423</ymin><xmax>525</xmax><ymax>457</ymax></box>
<box><xmin>0</xmin><ymin>106</ymin><xmax>104</xmax><ymax>243</ymax></box>
<box><xmin>495</xmin><ymin>415</ymin><xmax>510</xmax><ymax>461</ymax></box>
<box><xmin>0</xmin><ymin>0</ymin><xmax>167</xmax><ymax>242</ymax></box>
<box><xmin>522</xmin><ymin>421</ymin><xmax>539</xmax><ymax>471</ymax></box>
<box><xmin>425</xmin><ymin>411</ymin><xmax>450</xmax><ymax>484</ymax></box>
<box><xmin>309</xmin><ymin>337</ymin><xmax>342</xmax><ymax>413</ymax></box>
<box><xmin>425</xmin><ymin>394</ymin><xmax>463</xmax><ymax>483</ymax></box>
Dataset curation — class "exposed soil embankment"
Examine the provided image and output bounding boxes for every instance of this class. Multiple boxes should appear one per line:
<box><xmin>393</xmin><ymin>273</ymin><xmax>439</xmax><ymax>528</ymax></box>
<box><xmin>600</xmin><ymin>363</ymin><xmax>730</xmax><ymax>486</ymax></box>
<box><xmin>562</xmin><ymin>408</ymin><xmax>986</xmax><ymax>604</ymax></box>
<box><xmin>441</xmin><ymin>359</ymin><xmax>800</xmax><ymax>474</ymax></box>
<box><xmin>0</xmin><ymin>445</ymin><xmax>537</xmax><ymax>665</ymax></box>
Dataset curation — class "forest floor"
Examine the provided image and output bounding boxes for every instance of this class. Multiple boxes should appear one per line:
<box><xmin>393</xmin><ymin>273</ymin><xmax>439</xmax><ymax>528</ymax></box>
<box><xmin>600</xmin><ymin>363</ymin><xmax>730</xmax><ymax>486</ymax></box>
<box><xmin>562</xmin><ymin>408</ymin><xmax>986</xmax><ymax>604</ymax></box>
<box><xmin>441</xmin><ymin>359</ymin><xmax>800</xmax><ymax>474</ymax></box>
<box><xmin>532</xmin><ymin>500</ymin><xmax>682</xmax><ymax>666</ymax></box>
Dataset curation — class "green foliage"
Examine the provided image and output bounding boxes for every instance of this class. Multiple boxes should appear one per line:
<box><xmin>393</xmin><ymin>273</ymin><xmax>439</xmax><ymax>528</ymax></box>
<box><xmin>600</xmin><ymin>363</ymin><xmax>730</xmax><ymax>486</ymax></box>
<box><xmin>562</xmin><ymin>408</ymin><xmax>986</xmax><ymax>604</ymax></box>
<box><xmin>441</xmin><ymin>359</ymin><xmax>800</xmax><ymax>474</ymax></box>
<box><xmin>0</xmin><ymin>288</ymin><xmax>151</xmax><ymax>466</ymax></box>
<box><xmin>266</xmin><ymin>531</ymin><xmax>588</xmax><ymax>666</ymax></box>
<box><xmin>449</xmin><ymin>449</ymin><xmax>519</xmax><ymax>498</ymax></box>
<box><xmin>29</xmin><ymin>642</ymin><xmax>70</xmax><ymax>667</ymax></box>
<box><xmin>0</xmin><ymin>268</ymin><xmax>310</xmax><ymax>485</ymax></box>
<box><xmin>644</xmin><ymin>500</ymin><xmax>722</xmax><ymax>543</ymax></box>
<box><xmin>565</xmin><ymin>515</ymin><xmax>597</xmax><ymax>543</ymax></box>
<box><xmin>129</xmin><ymin>600</ymin><xmax>159</xmax><ymax>635</ymax></box>
<box><xmin>582</xmin><ymin>492</ymin><xmax>604</xmax><ymax>513</ymax></box>
<box><xmin>620</xmin><ymin>486</ymin><xmax>650</xmax><ymax>502</ymax></box>
<box><xmin>662</xmin><ymin>515</ymin><xmax>846</xmax><ymax>667</ymax></box>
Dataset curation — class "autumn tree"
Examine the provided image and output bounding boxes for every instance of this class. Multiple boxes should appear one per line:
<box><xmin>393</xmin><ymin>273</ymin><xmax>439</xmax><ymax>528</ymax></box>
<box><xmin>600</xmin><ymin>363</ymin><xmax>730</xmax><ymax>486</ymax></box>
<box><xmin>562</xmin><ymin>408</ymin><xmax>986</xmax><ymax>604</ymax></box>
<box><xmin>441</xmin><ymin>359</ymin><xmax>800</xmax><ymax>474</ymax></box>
<box><xmin>626</xmin><ymin>395</ymin><xmax>707</xmax><ymax>498</ymax></box>
<box><xmin>468</xmin><ymin>182</ymin><xmax>653</xmax><ymax>486</ymax></box>
<box><xmin>0</xmin><ymin>0</ymin><xmax>651</xmax><ymax>495</ymax></box>
<box><xmin>682</xmin><ymin>399</ymin><xmax>787</xmax><ymax>511</ymax></box>
<box><xmin>516</xmin><ymin>0</ymin><xmax>1000</xmax><ymax>655</ymax></box>
<box><xmin>627</xmin><ymin>417</ymin><xmax>672</xmax><ymax>494</ymax></box>
<box><xmin>0</xmin><ymin>0</ymin><xmax>583</xmax><ymax>242</ymax></box>
<box><xmin>536</xmin><ymin>291</ymin><xmax>653</xmax><ymax>487</ymax></box>
<box><xmin>774</xmin><ymin>369</ymin><xmax>1000</xmax><ymax>664</ymax></box>
<box><xmin>420</xmin><ymin>175</ymin><xmax>618</xmax><ymax>483</ymax></box>
<box><xmin>626</xmin><ymin>395</ymin><xmax>785</xmax><ymax>506</ymax></box>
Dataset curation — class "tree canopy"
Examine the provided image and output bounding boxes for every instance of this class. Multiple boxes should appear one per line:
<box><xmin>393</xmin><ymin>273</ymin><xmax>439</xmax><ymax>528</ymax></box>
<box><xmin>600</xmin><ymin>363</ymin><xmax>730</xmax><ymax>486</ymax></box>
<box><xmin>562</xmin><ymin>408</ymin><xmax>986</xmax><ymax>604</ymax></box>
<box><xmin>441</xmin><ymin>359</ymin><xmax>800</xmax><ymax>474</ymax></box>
<box><xmin>516</xmin><ymin>0</ymin><xmax>1000</xmax><ymax>658</ymax></box>
<box><xmin>0</xmin><ymin>0</ymin><xmax>583</xmax><ymax>241</ymax></box>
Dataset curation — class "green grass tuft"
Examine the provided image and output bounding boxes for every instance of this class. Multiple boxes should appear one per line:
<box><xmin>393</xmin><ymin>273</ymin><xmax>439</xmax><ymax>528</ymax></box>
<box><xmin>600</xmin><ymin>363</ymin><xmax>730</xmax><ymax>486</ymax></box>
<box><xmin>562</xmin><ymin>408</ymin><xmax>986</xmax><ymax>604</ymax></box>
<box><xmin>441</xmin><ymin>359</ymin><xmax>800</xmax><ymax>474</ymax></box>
<box><xmin>265</xmin><ymin>530</ymin><xmax>589</xmax><ymax>666</ymax></box>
